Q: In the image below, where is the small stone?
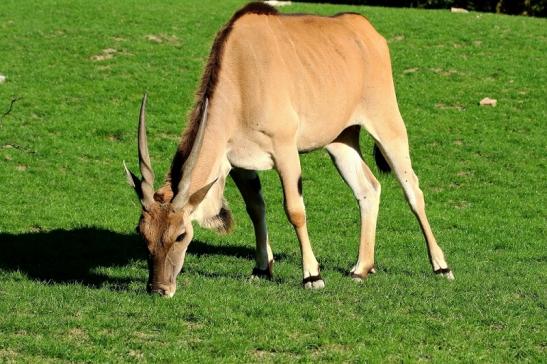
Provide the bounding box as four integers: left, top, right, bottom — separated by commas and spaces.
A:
0, 74, 6, 83
479, 97, 497, 107
264, 1, 292, 6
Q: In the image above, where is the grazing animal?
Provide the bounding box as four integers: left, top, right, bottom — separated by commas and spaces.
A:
125, 2, 453, 297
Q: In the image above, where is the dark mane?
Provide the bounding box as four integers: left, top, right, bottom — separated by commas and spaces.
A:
168, 2, 278, 191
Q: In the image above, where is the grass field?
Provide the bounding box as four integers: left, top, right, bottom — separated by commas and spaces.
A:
0, 0, 545, 362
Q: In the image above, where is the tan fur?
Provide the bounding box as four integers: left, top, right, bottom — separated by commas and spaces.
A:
127, 2, 453, 296
286, 210, 306, 228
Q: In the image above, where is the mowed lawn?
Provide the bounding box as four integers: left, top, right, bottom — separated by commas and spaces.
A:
0, 0, 545, 362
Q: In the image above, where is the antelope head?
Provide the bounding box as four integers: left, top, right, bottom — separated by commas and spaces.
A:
124, 94, 215, 297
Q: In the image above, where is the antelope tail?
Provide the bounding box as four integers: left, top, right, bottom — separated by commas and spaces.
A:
373, 143, 391, 173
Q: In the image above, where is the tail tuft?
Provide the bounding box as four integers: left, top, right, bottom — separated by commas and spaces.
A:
373, 144, 391, 173
199, 199, 234, 235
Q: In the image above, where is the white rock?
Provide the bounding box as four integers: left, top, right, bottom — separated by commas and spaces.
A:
0, 74, 6, 84
479, 97, 497, 107
451, 7, 469, 13
264, 1, 292, 6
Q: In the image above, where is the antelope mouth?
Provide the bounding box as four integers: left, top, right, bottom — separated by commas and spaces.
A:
147, 284, 176, 298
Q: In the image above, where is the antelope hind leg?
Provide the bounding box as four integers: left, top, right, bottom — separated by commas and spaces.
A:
372, 117, 454, 280
326, 126, 381, 281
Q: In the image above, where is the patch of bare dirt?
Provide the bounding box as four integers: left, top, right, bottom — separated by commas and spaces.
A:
431, 68, 460, 77
403, 67, 419, 74
145, 34, 179, 45
91, 48, 117, 61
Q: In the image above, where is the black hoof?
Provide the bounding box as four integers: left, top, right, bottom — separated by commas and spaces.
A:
434, 267, 455, 280
434, 267, 452, 275
251, 267, 272, 280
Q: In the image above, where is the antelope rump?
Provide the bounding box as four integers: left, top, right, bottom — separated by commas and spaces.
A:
124, 2, 453, 297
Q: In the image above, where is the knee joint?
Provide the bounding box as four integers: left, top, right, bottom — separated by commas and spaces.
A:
287, 208, 306, 228
356, 181, 381, 203
407, 188, 425, 215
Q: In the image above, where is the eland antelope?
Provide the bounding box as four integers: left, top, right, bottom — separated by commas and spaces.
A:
125, 2, 453, 297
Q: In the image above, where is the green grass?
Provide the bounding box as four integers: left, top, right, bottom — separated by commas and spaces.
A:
0, 0, 545, 362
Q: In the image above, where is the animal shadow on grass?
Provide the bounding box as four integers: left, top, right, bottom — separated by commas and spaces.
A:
0, 228, 267, 290
186, 240, 288, 283
0, 228, 145, 290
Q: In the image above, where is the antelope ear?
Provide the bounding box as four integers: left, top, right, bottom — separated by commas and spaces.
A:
187, 178, 218, 213
123, 161, 139, 188
123, 161, 145, 203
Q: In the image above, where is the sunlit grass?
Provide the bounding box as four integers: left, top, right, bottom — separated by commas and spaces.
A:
0, 1, 545, 361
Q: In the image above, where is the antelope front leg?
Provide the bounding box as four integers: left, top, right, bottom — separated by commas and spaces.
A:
274, 146, 324, 289
231, 168, 274, 279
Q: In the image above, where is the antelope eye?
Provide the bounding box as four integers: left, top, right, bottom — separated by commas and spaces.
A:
176, 233, 186, 242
